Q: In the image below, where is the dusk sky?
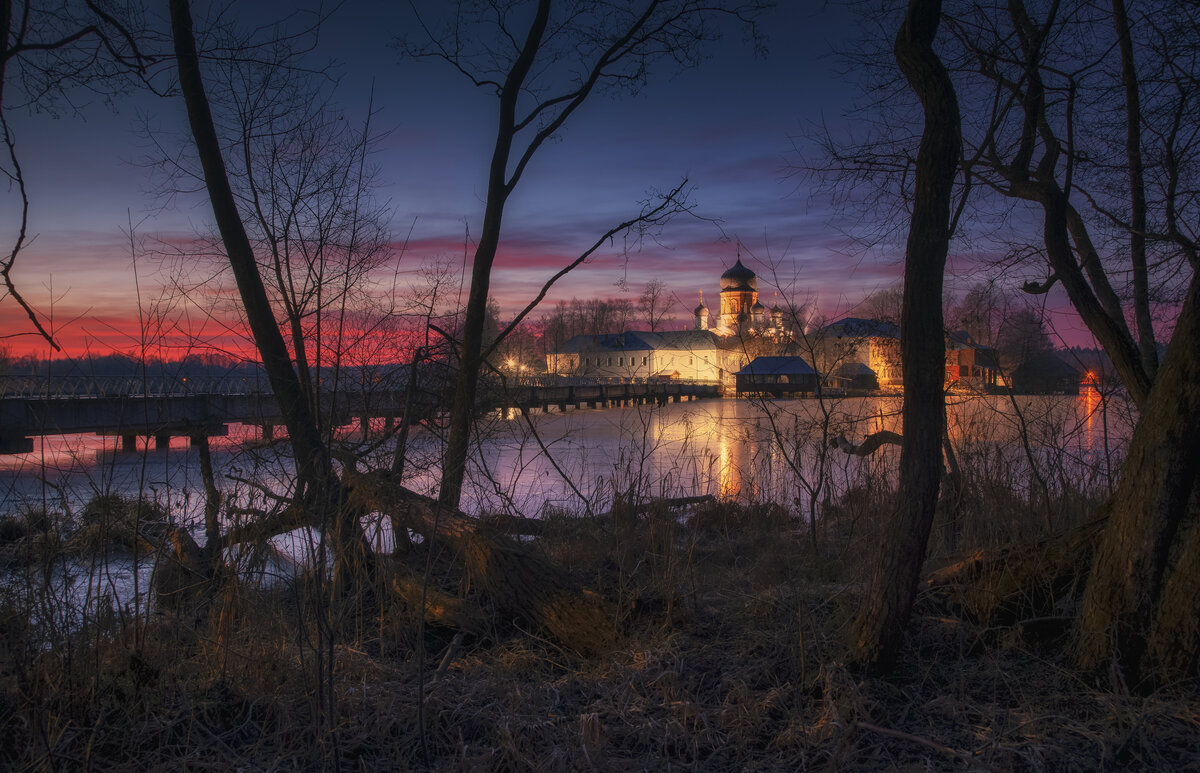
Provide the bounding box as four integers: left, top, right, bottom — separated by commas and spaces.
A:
0, 1, 1090, 358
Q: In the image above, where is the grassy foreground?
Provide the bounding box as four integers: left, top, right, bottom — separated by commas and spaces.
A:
1, 496, 1198, 771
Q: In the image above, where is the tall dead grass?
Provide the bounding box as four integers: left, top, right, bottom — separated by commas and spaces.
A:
2, 413, 1196, 770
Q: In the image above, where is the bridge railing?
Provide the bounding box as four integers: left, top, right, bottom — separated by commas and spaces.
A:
1, 373, 722, 400
0, 375, 274, 399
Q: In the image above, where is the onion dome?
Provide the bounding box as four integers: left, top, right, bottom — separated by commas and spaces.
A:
693, 302, 708, 316
720, 258, 757, 292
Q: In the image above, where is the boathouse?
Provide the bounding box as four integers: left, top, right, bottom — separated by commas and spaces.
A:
733, 356, 819, 397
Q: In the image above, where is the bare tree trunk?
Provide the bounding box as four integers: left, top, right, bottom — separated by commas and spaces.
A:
171, 0, 327, 493
193, 433, 222, 571
848, 0, 960, 673
1112, 0, 1158, 380
437, 2, 551, 513
1076, 274, 1200, 680
1145, 487, 1200, 680
170, 0, 370, 588
344, 465, 614, 655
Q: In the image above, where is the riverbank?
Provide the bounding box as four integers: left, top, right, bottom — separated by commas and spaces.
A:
3, 488, 1197, 770
3, 392, 1176, 769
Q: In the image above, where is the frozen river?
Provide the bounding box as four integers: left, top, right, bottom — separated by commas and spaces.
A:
1, 389, 1132, 526
0, 389, 1133, 619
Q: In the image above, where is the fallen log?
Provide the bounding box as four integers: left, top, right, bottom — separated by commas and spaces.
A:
923, 517, 1106, 626
153, 527, 214, 613
831, 431, 903, 456
482, 495, 717, 538
392, 570, 488, 636
342, 466, 615, 656
636, 494, 716, 511
480, 512, 547, 537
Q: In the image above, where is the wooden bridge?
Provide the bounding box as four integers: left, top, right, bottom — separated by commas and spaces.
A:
0, 376, 721, 454
486, 381, 720, 413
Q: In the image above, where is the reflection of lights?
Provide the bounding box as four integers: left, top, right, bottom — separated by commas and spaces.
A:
688, 404, 739, 499
718, 430, 737, 499
1082, 383, 1099, 452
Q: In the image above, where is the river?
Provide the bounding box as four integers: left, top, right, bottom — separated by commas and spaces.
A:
1, 389, 1133, 526
0, 390, 1133, 620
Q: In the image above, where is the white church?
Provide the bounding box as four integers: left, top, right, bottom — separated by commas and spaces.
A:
545, 254, 794, 385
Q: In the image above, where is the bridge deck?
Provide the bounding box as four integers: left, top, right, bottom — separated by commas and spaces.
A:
0, 380, 721, 454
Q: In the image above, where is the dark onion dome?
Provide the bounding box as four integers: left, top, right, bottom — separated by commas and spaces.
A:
693, 302, 708, 315
751, 300, 766, 312
720, 258, 757, 291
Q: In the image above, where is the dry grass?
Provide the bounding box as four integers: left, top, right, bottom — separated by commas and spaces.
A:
2, 494, 1198, 771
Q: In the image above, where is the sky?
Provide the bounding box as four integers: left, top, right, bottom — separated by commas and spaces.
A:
0, 1, 1091, 359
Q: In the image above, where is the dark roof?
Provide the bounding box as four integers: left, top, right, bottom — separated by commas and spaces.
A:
946, 329, 998, 350
823, 317, 901, 339
720, 258, 757, 292
655, 330, 720, 350
556, 330, 719, 354
734, 356, 816, 376
837, 362, 876, 377
1013, 352, 1082, 379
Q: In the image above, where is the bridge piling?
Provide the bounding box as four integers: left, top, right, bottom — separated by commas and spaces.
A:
1, 379, 721, 456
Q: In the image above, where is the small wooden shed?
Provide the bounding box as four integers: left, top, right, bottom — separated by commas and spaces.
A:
734, 356, 819, 397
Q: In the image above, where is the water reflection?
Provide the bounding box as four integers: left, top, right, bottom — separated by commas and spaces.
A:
1, 393, 1135, 524
1082, 383, 1099, 452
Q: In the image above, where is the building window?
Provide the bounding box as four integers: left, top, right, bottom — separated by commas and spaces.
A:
642, 356, 648, 366
607, 357, 613, 366
960, 365, 969, 377
689, 356, 694, 365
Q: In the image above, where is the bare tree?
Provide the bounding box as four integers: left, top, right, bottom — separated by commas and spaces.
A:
169, 0, 369, 596
0, 0, 146, 350
847, 0, 961, 674
640, 278, 672, 331
949, 280, 1007, 347
815, 0, 1200, 682
858, 282, 904, 324
169, 0, 641, 656
945, 0, 1200, 682
400, 0, 769, 513
995, 306, 1052, 371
